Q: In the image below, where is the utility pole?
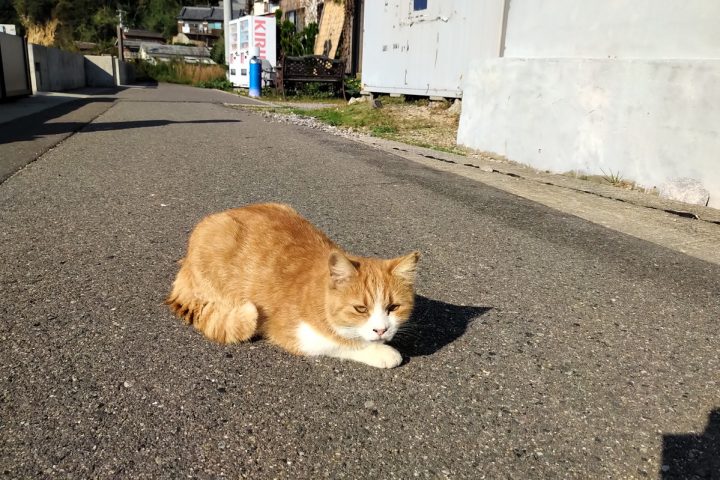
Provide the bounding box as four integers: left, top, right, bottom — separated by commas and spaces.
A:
223, 0, 231, 66
117, 8, 126, 61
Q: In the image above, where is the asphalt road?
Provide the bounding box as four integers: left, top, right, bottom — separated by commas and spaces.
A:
1, 84, 718, 479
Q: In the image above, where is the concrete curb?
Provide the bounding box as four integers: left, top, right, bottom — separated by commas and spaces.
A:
359, 137, 720, 225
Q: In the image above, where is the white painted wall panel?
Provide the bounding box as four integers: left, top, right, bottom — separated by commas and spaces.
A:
457, 58, 720, 208
504, 0, 720, 59
361, 0, 503, 98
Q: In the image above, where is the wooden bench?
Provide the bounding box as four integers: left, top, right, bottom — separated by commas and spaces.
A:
277, 55, 346, 99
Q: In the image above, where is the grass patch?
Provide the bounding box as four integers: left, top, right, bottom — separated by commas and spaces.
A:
287, 95, 462, 154
290, 103, 399, 131
371, 124, 398, 135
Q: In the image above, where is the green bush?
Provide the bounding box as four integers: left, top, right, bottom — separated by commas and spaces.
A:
345, 76, 361, 97
292, 82, 337, 98
197, 78, 233, 90
211, 37, 225, 65
275, 9, 318, 58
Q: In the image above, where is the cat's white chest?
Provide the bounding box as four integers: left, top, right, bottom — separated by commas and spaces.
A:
296, 322, 343, 356
295, 321, 402, 369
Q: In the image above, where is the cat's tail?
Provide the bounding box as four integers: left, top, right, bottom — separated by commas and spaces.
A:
166, 265, 258, 344
193, 301, 259, 344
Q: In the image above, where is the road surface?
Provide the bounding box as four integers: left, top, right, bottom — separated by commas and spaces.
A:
1, 84, 718, 479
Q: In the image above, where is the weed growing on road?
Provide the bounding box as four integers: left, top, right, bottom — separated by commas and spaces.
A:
600, 168, 624, 186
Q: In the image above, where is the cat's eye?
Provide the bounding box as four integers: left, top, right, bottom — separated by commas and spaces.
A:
387, 304, 400, 312
354, 305, 368, 313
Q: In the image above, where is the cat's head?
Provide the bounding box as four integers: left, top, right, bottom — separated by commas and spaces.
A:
325, 250, 420, 343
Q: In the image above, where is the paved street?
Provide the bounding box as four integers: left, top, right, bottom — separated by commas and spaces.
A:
1, 84, 718, 479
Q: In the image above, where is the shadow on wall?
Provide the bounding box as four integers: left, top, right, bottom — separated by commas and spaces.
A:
85, 60, 115, 87
390, 295, 490, 358
662, 408, 720, 479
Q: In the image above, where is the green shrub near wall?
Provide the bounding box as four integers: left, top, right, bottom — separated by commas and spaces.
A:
132, 60, 230, 89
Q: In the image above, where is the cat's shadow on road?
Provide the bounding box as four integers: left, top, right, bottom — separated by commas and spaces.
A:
390, 295, 491, 358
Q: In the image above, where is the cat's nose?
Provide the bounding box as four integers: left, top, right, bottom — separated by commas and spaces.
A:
373, 328, 387, 336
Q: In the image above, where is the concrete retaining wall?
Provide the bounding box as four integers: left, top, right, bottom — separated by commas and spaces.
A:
84, 55, 117, 87
24, 47, 134, 91
27, 44, 85, 92
457, 58, 720, 208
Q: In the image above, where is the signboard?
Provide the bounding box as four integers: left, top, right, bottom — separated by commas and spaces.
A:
0, 24, 17, 35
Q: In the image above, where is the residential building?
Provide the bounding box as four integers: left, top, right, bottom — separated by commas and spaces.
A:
122, 28, 165, 60
176, 6, 240, 46
279, 0, 316, 31
252, 1, 281, 16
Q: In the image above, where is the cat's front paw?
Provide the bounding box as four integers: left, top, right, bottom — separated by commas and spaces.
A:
360, 343, 403, 369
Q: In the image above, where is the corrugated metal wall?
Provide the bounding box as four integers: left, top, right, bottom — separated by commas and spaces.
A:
361, 0, 504, 98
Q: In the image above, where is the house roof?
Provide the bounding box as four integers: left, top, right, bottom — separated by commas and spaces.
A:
124, 28, 165, 40
74, 41, 98, 51
140, 43, 211, 58
123, 39, 157, 50
177, 6, 234, 22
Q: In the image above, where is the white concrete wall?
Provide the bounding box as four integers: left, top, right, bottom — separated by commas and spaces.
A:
27, 44, 85, 92
458, 0, 720, 207
361, 0, 503, 98
457, 58, 720, 208
503, 0, 720, 59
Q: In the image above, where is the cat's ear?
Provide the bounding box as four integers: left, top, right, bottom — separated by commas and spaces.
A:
329, 251, 358, 287
391, 251, 420, 283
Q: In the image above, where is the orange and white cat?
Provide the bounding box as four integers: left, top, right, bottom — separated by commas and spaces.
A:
167, 203, 419, 368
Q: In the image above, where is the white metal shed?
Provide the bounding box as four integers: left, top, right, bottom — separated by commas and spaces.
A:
361, 0, 504, 98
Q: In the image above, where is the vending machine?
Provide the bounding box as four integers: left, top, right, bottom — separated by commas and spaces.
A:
227, 15, 277, 88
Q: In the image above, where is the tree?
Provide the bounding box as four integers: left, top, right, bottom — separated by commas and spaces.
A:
54, 0, 116, 47
12, 0, 54, 24
0, 0, 22, 32
139, 0, 181, 38
3, 0, 219, 48
211, 34, 224, 64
